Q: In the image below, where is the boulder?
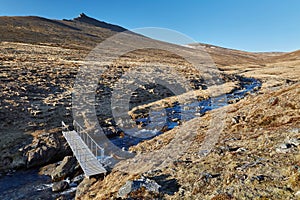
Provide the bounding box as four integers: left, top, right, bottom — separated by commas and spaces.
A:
71, 174, 85, 185
39, 163, 57, 176
52, 180, 69, 192
276, 138, 300, 154
117, 176, 161, 198
76, 177, 97, 198
51, 156, 77, 182
23, 132, 72, 168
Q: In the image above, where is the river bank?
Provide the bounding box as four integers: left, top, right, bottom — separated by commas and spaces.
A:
79, 81, 299, 200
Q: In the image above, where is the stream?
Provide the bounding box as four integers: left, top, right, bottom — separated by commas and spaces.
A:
110, 77, 261, 149
0, 77, 261, 200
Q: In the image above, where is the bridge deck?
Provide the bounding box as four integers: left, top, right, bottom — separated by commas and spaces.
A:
62, 130, 107, 177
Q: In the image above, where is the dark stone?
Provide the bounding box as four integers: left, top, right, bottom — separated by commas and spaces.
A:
52, 180, 69, 192
251, 175, 266, 182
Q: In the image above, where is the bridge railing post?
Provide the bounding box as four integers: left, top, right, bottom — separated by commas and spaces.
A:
96, 145, 98, 158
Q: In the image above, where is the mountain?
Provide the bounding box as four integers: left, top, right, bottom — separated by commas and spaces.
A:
0, 13, 298, 65
0, 13, 128, 50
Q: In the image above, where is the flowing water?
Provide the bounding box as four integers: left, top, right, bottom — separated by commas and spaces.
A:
0, 169, 53, 200
111, 77, 261, 149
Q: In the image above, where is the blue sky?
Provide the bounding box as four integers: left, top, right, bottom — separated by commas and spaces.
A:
0, 0, 299, 52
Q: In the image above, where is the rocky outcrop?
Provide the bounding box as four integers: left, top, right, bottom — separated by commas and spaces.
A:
51, 156, 77, 182
22, 131, 72, 168
73, 13, 127, 32
38, 156, 84, 198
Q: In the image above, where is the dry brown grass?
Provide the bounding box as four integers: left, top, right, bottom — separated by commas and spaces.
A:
81, 83, 299, 200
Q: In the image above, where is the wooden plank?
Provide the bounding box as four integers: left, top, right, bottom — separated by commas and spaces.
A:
63, 130, 107, 177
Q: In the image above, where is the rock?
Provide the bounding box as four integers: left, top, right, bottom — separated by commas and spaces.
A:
251, 175, 266, 182
276, 138, 299, 153
287, 138, 300, 147
71, 174, 85, 185
253, 86, 260, 91
143, 169, 162, 176
200, 172, 221, 182
51, 156, 77, 182
231, 117, 239, 124
178, 187, 186, 196
227, 99, 237, 104
268, 97, 279, 106
39, 163, 57, 176
231, 115, 246, 124
117, 176, 161, 198
23, 132, 72, 168
55, 188, 77, 200
290, 128, 300, 134
280, 143, 292, 149
104, 118, 114, 126
52, 180, 69, 192
76, 177, 97, 198
170, 117, 180, 122
118, 180, 134, 198
236, 147, 247, 153
55, 196, 67, 200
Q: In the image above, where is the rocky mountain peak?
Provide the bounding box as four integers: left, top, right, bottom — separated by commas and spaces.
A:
79, 13, 87, 17
73, 12, 93, 21
73, 13, 127, 32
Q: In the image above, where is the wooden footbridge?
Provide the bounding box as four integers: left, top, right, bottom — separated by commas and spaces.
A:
62, 121, 107, 177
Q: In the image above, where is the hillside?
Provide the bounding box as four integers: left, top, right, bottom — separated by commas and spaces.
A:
189, 43, 293, 67
272, 49, 300, 62
0, 13, 126, 50
0, 13, 298, 65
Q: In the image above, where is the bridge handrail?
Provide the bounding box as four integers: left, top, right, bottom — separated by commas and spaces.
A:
61, 120, 105, 159
72, 120, 105, 159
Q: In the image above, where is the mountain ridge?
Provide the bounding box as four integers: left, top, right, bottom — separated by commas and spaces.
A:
0, 13, 299, 64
